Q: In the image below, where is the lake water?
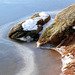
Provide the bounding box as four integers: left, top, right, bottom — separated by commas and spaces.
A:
0, 0, 75, 75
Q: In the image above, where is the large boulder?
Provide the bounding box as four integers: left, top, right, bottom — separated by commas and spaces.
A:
37, 4, 75, 47
8, 12, 51, 41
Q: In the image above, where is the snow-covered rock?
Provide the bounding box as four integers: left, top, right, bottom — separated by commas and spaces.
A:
8, 12, 51, 41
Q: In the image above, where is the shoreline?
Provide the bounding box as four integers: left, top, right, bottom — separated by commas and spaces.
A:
0, 20, 61, 75
50, 35, 75, 75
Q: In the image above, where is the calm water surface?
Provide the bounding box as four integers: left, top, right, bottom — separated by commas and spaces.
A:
0, 0, 75, 75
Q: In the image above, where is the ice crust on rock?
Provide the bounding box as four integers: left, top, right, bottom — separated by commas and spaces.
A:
17, 36, 33, 42
22, 19, 38, 31
62, 55, 74, 71
22, 12, 50, 31
39, 12, 50, 20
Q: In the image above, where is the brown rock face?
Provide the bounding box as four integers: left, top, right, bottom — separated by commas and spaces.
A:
57, 33, 75, 48
55, 4, 75, 25
37, 4, 75, 47
59, 36, 75, 75
8, 12, 51, 40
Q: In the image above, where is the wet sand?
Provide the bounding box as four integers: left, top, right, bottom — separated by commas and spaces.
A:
0, 21, 62, 75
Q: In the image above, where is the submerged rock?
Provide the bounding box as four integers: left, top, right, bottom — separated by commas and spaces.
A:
8, 12, 51, 41
37, 4, 75, 47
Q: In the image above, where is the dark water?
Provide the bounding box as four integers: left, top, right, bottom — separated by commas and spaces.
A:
0, 0, 75, 75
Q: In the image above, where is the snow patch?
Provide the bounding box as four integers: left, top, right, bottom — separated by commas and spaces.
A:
17, 36, 33, 42
22, 12, 50, 31
39, 12, 50, 20
37, 42, 40, 47
55, 46, 66, 55
62, 55, 74, 71
67, 53, 73, 58
22, 19, 38, 31
72, 26, 75, 29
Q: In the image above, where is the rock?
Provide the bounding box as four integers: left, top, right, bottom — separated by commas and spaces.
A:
8, 12, 51, 41
37, 4, 75, 75
55, 4, 75, 26
57, 33, 75, 48
37, 4, 75, 47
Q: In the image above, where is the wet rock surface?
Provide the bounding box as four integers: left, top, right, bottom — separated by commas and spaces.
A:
8, 12, 51, 41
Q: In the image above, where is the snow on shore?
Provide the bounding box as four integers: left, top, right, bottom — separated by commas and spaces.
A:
55, 46, 75, 74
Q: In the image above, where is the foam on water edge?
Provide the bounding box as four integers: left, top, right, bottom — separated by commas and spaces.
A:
54, 46, 75, 74
15, 44, 37, 75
